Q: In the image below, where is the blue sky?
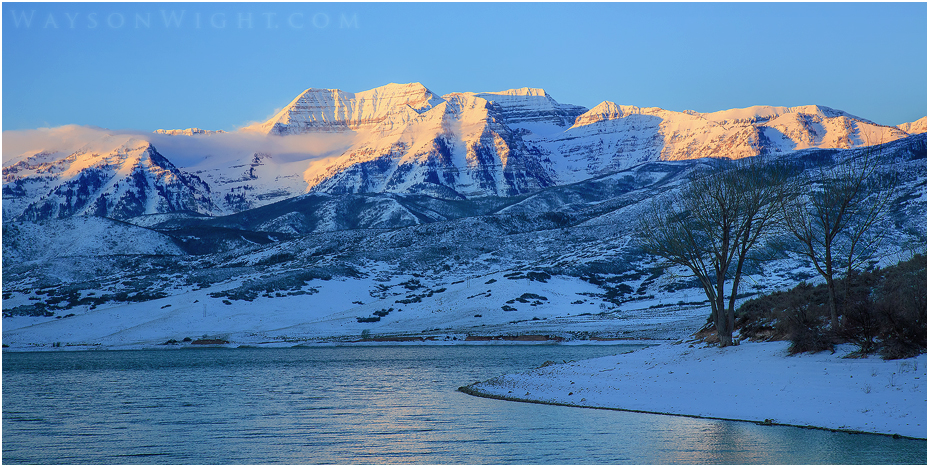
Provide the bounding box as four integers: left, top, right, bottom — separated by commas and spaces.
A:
3, 2, 927, 131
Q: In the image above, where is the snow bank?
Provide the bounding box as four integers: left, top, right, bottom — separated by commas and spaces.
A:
461, 341, 927, 439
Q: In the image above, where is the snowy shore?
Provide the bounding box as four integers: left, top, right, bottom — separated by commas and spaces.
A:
460, 340, 927, 439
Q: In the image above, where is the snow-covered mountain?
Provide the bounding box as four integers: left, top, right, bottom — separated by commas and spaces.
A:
898, 116, 927, 135
3, 82, 924, 222
3, 135, 216, 221
533, 103, 916, 182
3, 135, 925, 349
244, 82, 446, 135
466, 87, 588, 133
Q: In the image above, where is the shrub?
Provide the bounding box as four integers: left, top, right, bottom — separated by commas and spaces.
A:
603, 284, 634, 305
838, 271, 882, 355
875, 254, 927, 359
736, 254, 927, 358
517, 293, 548, 302
526, 271, 551, 283
785, 298, 834, 355
737, 281, 833, 354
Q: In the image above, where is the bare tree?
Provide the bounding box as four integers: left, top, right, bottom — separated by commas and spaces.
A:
780, 146, 894, 332
637, 158, 791, 346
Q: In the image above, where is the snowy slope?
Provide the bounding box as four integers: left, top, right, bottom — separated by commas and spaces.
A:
227, 83, 921, 199
302, 91, 555, 198
0, 261, 708, 350
898, 116, 928, 135
2, 216, 184, 264
3, 128, 358, 219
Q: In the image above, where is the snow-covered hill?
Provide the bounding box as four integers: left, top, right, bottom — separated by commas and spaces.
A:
3, 216, 184, 264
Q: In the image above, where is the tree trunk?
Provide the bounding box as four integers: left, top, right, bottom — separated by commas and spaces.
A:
716, 321, 733, 347
715, 276, 733, 347
727, 256, 746, 346
714, 310, 732, 346
824, 250, 839, 332
727, 307, 736, 344
826, 275, 839, 332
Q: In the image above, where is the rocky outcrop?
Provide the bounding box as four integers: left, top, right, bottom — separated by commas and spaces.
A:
467, 87, 587, 130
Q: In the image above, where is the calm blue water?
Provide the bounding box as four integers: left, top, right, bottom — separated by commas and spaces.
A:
3, 345, 926, 464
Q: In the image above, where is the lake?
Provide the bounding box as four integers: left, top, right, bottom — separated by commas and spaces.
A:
3, 345, 925, 464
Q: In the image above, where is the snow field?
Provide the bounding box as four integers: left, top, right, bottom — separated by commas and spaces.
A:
464, 340, 927, 439
2, 271, 709, 349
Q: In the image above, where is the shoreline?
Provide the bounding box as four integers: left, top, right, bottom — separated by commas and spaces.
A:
0, 336, 664, 352
458, 340, 927, 440
457, 384, 924, 441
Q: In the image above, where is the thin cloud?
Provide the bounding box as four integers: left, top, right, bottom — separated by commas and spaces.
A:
3, 125, 357, 169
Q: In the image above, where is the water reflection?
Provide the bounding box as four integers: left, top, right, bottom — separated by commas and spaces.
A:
3, 346, 926, 464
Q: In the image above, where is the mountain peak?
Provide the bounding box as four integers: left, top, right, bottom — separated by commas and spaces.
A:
373, 81, 431, 92
786, 104, 868, 122
897, 116, 927, 135
571, 101, 626, 127
568, 102, 671, 128
700, 104, 865, 125
480, 87, 549, 98
250, 83, 445, 135
290, 82, 434, 99
463, 88, 586, 131
355, 82, 444, 113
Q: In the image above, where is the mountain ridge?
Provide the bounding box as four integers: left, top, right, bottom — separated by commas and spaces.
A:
3, 82, 925, 222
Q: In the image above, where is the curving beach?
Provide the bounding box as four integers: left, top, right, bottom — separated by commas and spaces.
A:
460, 340, 927, 439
